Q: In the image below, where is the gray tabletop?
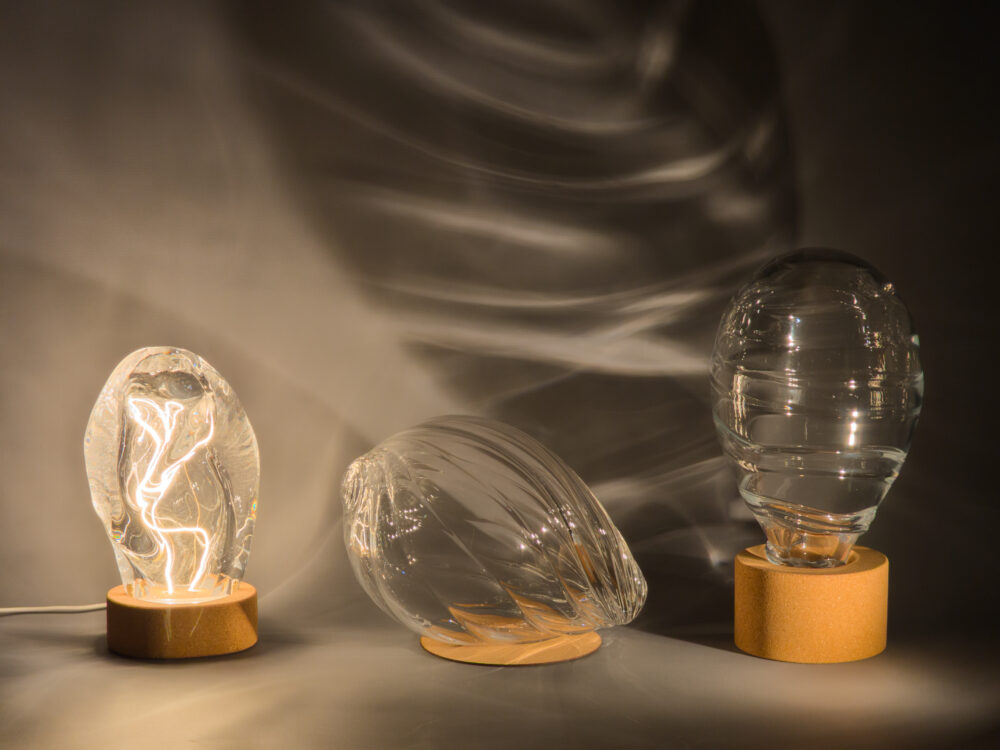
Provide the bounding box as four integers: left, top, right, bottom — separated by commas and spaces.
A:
2, 605, 997, 749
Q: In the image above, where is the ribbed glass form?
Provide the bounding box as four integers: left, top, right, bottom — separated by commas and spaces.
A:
342, 416, 647, 644
711, 250, 923, 566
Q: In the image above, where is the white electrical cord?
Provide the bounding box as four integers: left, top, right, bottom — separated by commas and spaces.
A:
0, 603, 107, 617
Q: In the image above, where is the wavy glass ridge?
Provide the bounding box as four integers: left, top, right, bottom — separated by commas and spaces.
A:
342, 416, 646, 644
711, 250, 923, 566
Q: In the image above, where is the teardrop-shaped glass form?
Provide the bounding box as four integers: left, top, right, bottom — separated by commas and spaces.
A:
711, 249, 923, 567
342, 416, 647, 645
85, 347, 259, 603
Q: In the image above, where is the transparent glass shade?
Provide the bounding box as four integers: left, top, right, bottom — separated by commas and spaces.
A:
342, 416, 647, 645
85, 347, 260, 603
711, 249, 923, 567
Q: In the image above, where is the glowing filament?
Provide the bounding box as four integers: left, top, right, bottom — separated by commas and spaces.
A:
127, 396, 215, 595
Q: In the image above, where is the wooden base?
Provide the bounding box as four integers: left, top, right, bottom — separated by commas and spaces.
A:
419, 631, 602, 665
734, 545, 888, 663
106, 583, 258, 659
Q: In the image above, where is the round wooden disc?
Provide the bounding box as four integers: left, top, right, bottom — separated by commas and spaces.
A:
419, 631, 602, 665
735, 545, 888, 663
106, 583, 258, 659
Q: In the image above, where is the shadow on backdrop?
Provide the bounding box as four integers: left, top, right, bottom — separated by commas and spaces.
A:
230, 0, 796, 638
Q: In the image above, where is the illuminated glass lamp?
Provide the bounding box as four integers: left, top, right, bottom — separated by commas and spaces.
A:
85, 347, 260, 659
711, 250, 923, 662
342, 416, 647, 665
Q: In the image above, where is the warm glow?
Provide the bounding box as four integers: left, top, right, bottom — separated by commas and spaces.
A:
126, 396, 215, 596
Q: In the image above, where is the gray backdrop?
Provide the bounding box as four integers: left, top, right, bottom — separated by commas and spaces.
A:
1, 1, 997, 748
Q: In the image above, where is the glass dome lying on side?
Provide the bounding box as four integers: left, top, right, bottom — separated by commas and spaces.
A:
342, 416, 647, 645
711, 249, 923, 567
85, 347, 260, 603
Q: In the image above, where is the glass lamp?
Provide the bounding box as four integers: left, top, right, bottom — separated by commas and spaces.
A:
85, 347, 260, 658
711, 249, 923, 661
342, 416, 647, 665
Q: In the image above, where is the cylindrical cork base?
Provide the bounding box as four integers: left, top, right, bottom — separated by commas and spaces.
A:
106, 583, 258, 659
420, 631, 602, 665
734, 545, 888, 663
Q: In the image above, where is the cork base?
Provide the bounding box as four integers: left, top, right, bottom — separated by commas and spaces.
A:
420, 631, 602, 665
734, 545, 888, 663
106, 584, 258, 659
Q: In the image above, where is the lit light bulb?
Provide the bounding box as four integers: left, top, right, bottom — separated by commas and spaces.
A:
711, 249, 923, 567
85, 347, 260, 605
342, 416, 646, 664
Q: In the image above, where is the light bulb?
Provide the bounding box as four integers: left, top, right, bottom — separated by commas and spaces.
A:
711, 249, 923, 567
342, 416, 646, 663
85, 347, 260, 603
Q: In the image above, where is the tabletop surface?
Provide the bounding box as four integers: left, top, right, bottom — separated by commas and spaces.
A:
2, 604, 998, 750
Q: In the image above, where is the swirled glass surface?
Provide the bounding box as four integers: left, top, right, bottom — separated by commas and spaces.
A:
85, 347, 260, 602
342, 416, 647, 644
711, 250, 923, 566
